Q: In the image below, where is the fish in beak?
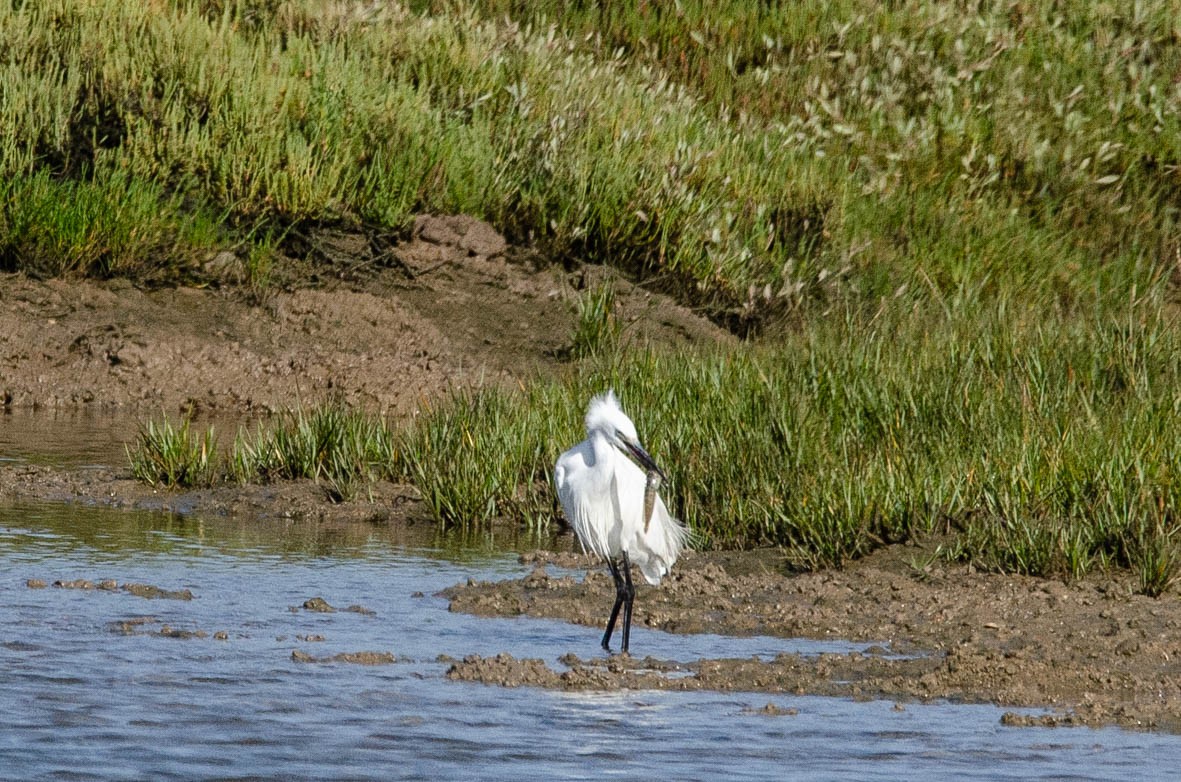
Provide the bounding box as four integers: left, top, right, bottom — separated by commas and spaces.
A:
617, 434, 668, 533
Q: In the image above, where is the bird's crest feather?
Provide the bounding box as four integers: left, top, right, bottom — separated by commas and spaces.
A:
584, 389, 627, 436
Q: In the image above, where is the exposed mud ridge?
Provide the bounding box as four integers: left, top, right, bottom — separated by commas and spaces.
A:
290, 650, 397, 665
0, 462, 423, 527
108, 616, 229, 640
444, 548, 1181, 732
299, 596, 376, 615
0, 216, 732, 413
29, 576, 193, 600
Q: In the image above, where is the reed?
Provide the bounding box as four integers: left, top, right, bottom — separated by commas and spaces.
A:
127, 418, 218, 489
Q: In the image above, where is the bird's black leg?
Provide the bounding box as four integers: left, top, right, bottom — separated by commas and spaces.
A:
620, 551, 636, 655
601, 558, 626, 652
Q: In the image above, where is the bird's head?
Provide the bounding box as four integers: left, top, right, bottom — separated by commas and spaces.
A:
585, 390, 668, 482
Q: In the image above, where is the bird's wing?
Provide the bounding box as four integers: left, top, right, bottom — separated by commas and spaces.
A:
555, 446, 613, 561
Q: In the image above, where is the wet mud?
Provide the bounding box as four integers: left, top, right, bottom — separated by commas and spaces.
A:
30, 576, 193, 600
290, 650, 398, 665
108, 616, 229, 640
444, 548, 1181, 732
299, 597, 377, 616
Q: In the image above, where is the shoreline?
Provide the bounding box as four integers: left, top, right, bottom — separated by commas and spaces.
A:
4, 462, 1180, 733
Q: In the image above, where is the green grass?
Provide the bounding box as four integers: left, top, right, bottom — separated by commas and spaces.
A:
0, 167, 221, 277
399, 293, 1181, 594
130, 403, 396, 500
569, 281, 619, 359
127, 418, 218, 488
228, 404, 397, 501
1, 0, 1176, 321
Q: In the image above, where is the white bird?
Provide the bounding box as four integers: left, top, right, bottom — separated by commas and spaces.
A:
554, 390, 689, 654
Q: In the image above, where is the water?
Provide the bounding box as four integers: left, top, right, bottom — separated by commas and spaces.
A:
0, 408, 138, 468
0, 407, 244, 470
1, 501, 1177, 781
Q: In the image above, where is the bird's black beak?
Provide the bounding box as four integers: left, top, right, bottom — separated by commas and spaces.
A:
618, 434, 669, 483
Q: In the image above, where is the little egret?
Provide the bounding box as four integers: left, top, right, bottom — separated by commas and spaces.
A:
554, 390, 689, 655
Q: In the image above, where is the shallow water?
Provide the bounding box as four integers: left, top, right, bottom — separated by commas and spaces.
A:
1, 501, 1178, 781
0, 408, 136, 468
0, 408, 248, 470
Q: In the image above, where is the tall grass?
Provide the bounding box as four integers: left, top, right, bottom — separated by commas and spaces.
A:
229, 404, 396, 500
127, 418, 218, 488
569, 282, 619, 359
394, 290, 1181, 594
131, 403, 395, 500
0, 167, 221, 277
2, 0, 1177, 321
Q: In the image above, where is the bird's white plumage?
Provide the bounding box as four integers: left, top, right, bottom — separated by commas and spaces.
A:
554, 390, 688, 585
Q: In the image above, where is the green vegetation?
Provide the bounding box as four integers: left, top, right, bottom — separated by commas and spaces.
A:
228, 404, 396, 501
400, 293, 1181, 597
128, 418, 218, 488
570, 282, 620, 359
129, 286, 1181, 595
130, 402, 398, 500
2, 0, 1176, 318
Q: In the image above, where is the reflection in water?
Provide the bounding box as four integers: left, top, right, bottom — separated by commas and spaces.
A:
0, 407, 250, 469
0, 407, 138, 468
0, 500, 555, 564
1, 501, 1180, 780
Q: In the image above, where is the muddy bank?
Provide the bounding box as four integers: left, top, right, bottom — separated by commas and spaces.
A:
0, 216, 731, 413
0, 462, 418, 526
444, 547, 1181, 732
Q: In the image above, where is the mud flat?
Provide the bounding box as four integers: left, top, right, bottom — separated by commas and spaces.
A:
444, 548, 1181, 732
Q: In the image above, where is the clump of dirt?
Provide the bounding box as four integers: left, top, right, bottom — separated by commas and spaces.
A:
444, 548, 1181, 732
298, 597, 374, 615
157, 625, 208, 639
743, 703, 799, 716
122, 583, 194, 600
444, 653, 560, 687
302, 597, 336, 613
108, 616, 227, 640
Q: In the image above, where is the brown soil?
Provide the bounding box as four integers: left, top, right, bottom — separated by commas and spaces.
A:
445, 547, 1181, 731
0, 216, 728, 413
2, 215, 1178, 732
